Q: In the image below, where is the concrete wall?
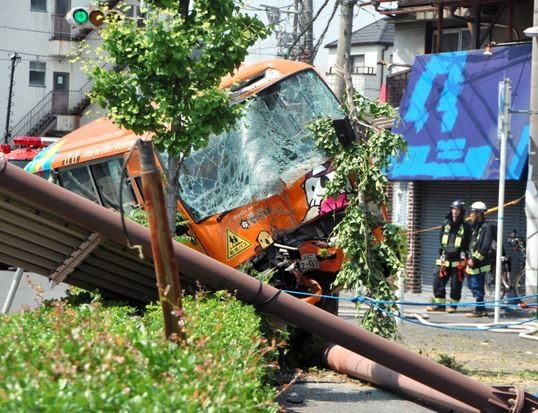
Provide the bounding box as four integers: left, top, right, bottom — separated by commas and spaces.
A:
393, 24, 424, 68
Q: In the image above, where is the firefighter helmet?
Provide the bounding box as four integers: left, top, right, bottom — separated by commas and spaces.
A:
470, 201, 487, 213
450, 199, 465, 212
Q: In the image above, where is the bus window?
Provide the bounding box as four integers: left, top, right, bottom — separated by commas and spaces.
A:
178, 70, 343, 222
8, 160, 30, 169
59, 166, 100, 203
132, 176, 145, 202
91, 159, 137, 212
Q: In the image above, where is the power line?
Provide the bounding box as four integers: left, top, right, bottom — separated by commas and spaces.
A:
284, 0, 331, 60
0, 47, 99, 62
0, 25, 59, 35
311, 0, 340, 61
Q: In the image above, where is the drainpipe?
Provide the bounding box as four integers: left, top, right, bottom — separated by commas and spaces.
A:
379, 45, 389, 90
0, 160, 537, 412
436, 4, 443, 53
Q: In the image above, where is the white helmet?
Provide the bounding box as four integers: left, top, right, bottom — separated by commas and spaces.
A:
470, 201, 487, 212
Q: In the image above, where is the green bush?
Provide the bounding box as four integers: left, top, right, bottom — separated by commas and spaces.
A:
0, 291, 279, 412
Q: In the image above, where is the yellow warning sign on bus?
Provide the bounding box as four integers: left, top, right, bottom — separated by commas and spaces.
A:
226, 228, 252, 260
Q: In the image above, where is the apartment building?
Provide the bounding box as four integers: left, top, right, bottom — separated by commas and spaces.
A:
0, 0, 141, 142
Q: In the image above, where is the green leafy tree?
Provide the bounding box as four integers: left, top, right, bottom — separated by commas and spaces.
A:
308, 93, 407, 339
81, 0, 269, 231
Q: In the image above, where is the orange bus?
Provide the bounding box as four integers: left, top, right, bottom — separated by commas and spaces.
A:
26, 60, 356, 311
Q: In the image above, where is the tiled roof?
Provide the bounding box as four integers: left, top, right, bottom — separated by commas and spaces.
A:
325, 19, 394, 48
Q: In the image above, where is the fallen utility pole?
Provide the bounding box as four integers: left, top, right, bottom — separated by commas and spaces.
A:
324, 344, 479, 413
0, 159, 537, 412
138, 140, 185, 343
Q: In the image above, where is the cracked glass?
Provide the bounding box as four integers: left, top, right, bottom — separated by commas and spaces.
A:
177, 70, 344, 222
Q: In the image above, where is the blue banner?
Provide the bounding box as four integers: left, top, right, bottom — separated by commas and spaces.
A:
389, 44, 531, 180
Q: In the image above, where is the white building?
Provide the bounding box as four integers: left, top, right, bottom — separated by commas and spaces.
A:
0, 0, 140, 142
324, 19, 394, 100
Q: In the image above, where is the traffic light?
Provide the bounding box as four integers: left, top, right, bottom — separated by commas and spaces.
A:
65, 7, 105, 29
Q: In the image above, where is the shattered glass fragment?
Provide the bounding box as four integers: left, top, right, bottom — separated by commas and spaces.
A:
178, 70, 344, 222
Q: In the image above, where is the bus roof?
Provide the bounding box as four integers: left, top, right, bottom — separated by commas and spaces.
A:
220, 59, 311, 90
26, 59, 313, 174
25, 118, 151, 174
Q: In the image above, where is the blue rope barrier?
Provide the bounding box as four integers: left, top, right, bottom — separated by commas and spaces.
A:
282, 289, 538, 331
363, 300, 538, 332
282, 289, 538, 308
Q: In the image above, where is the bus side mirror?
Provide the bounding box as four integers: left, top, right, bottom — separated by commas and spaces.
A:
332, 117, 356, 148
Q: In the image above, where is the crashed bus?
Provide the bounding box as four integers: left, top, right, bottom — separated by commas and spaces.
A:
25, 59, 375, 311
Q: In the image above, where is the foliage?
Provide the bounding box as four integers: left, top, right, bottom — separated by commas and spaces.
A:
308, 93, 407, 339
79, 0, 269, 230
83, 0, 268, 156
0, 292, 279, 412
436, 353, 467, 374
128, 205, 194, 244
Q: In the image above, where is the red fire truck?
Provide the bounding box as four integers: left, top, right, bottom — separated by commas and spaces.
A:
0, 136, 58, 169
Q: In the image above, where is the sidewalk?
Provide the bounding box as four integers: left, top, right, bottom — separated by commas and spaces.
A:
278, 290, 538, 412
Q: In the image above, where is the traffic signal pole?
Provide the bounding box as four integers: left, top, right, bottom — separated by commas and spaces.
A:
525, 0, 538, 298
3, 52, 21, 148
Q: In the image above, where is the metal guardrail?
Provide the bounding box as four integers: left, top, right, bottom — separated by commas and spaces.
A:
50, 14, 89, 41
68, 81, 93, 114
326, 66, 377, 76
10, 80, 93, 140
10, 91, 54, 139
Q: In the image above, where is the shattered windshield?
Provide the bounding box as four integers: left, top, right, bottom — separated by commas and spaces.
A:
178, 70, 344, 222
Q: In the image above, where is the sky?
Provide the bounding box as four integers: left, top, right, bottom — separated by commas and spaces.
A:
240, 1, 384, 72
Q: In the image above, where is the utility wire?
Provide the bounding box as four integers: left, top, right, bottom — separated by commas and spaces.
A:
0, 25, 59, 35
284, 0, 331, 60
311, 0, 340, 62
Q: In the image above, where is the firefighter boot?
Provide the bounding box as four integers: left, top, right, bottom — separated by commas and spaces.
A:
426, 305, 445, 312
447, 301, 459, 313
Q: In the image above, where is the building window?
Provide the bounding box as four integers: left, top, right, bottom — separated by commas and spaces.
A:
351, 54, 365, 69
29, 61, 46, 87
432, 28, 487, 52
31, 0, 47, 12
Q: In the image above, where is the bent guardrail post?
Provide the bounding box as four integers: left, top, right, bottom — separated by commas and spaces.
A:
1, 267, 24, 314
0, 157, 536, 412
137, 140, 185, 343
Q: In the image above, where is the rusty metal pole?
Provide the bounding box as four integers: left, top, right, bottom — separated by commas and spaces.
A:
137, 140, 185, 343
324, 344, 479, 413
436, 5, 443, 53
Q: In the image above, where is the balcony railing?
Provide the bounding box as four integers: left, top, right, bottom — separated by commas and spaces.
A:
327, 66, 376, 76
50, 1, 123, 42
10, 80, 93, 140
386, 68, 411, 108
50, 14, 90, 41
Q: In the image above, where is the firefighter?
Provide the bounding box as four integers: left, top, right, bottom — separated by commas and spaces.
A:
465, 201, 494, 317
426, 200, 471, 313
